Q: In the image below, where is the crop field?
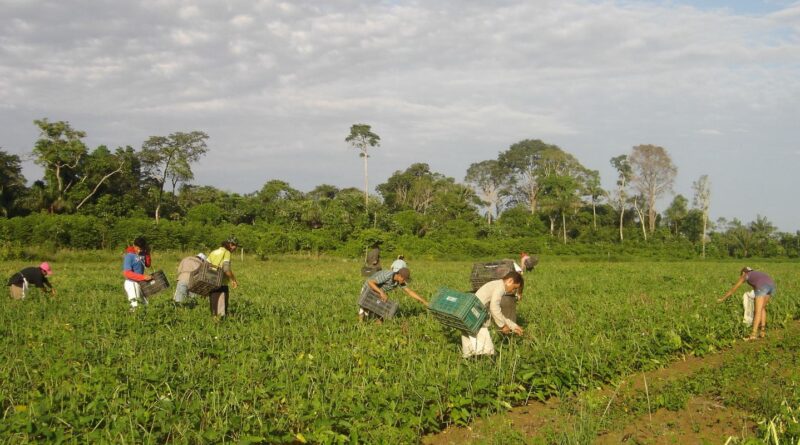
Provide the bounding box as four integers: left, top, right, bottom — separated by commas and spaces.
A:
1, 253, 798, 444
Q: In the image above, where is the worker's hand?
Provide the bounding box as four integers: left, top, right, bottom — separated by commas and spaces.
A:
501, 325, 511, 335
143, 275, 153, 281
379, 292, 388, 302
231, 279, 239, 289
50, 288, 57, 296
717, 295, 727, 303
513, 326, 524, 336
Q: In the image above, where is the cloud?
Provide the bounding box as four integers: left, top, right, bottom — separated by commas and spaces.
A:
0, 0, 798, 230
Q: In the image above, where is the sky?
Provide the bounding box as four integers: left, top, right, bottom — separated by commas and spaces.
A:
1, 0, 798, 231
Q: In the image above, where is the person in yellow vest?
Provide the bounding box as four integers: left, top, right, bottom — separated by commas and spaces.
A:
206, 238, 239, 317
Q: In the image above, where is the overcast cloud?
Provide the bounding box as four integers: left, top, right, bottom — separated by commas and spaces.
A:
1, 0, 798, 231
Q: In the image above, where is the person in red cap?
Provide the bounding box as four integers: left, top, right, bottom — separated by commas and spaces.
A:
6, 262, 56, 299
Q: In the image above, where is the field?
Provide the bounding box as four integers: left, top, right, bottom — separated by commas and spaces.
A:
1, 253, 798, 444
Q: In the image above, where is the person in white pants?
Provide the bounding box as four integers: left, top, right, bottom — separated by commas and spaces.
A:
462, 271, 525, 358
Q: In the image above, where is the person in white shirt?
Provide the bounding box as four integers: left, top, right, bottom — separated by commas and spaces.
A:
462, 271, 524, 358
390, 255, 407, 272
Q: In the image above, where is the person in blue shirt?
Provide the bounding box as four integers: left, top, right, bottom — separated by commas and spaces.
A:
122, 237, 153, 310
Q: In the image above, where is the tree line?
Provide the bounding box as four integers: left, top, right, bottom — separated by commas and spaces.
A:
1, 119, 798, 259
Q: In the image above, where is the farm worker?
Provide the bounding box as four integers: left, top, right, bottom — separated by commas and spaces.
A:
358, 267, 427, 322
390, 254, 407, 272
206, 238, 239, 317
462, 271, 525, 358
122, 237, 153, 310
518, 252, 537, 274
366, 243, 381, 268
499, 252, 538, 324
6, 262, 56, 300
174, 253, 207, 304
718, 267, 776, 340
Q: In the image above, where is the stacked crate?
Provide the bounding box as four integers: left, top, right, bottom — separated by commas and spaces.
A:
469, 260, 515, 292
428, 287, 488, 335
357, 283, 398, 319
140, 270, 170, 297
188, 262, 223, 296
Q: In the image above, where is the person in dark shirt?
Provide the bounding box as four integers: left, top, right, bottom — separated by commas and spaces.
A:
7, 262, 55, 299
718, 267, 776, 340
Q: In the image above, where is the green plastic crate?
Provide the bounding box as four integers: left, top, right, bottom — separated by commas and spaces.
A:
428, 287, 488, 335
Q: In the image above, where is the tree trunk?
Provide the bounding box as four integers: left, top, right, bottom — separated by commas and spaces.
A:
76, 161, 125, 210
363, 154, 369, 212
592, 199, 597, 230
562, 212, 567, 244
701, 213, 707, 258
619, 207, 625, 242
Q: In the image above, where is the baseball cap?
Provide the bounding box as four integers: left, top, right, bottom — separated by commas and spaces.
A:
197, 253, 207, 261
40, 262, 53, 275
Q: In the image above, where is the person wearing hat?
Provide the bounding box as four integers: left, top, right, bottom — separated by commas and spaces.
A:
390, 254, 407, 272
358, 267, 427, 322
6, 262, 56, 299
462, 271, 525, 358
206, 238, 239, 317
122, 237, 153, 310
174, 253, 207, 304
718, 267, 777, 340
498, 252, 538, 325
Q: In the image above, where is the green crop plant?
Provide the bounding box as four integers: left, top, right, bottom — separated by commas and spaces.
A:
1, 254, 798, 443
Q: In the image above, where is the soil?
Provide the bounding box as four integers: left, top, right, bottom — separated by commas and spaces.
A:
594, 396, 754, 445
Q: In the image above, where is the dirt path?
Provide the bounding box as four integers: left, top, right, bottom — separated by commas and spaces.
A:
424, 322, 798, 445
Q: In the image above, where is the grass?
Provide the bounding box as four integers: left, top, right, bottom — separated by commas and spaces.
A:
1, 252, 798, 443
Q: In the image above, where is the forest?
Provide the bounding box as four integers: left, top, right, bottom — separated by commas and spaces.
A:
1, 119, 797, 259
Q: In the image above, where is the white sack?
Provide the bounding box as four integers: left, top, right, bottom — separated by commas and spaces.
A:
742, 290, 755, 325
461, 327, 495, 358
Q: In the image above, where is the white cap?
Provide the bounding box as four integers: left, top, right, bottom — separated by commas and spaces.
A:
197, 253, 207, 261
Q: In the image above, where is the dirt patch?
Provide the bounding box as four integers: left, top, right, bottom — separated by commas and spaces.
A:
423, 399, 561, 445
595, 396, 756, 445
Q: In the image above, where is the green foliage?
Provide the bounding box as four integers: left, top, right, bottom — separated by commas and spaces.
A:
1, 257, 795, 443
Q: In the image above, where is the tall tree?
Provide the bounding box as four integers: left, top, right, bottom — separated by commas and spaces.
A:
664, 194, 689, 236
582, 169, 604, 230
629, 144, 677, 234
140, 131, 209, 223
691, 175, 711, 258
31, 119, 127, 213
72, 146, 127, 210
539, 174, 580, 244
464, 159, 507, 224
631, 194, 648, 241
610, 155, 632, 242
0, 149, 27, 217
498, 139, 583, 214
32, 118, 88, 212
345, 124, 380, 211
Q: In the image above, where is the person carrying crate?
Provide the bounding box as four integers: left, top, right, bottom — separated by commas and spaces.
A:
462, 270, 525, 358
174, 253, 207, 304
500, 252, 538, 324
206, 238, 239, 318
358, 267, 427, 322
122, 237, 153, 310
